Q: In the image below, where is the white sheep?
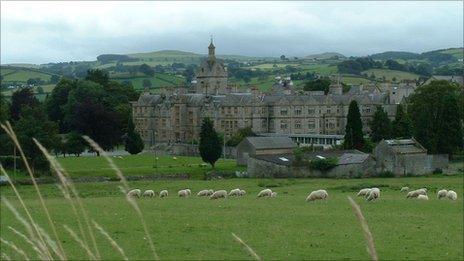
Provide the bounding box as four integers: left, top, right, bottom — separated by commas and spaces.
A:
366, 188, 380, 201
210, 190, 227, 199
240, 190, 246, 196
417, 194, 429, 200
142, 190, 155, 197
305, 190, 328, 202
447, 190, 457, 201
400, 187, 409, 192
407, 189, 427, 198
197, 189, 213, 197
270, 192, 277, 198
437, 189, 448, 199
185, 189, 191, 196
178, 189, 189, 197
357, 188, 372, 197
159, 190, 168, 198
228, 188, 241, 197
257, 189, 273, 197
127, 189, 141, 198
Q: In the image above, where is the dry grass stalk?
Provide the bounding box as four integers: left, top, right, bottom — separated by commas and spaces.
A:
0, 122, 67, 260
92, 220, 129, 261
1, 252, 11, 261
84, 135, 159, 260
231, 233, 262, 261
347, 196, 378, 261
0, 237, 30, 260
62, 225, 97, 260
34, 138, 101, 259
8, 226, 48, 260
0, 165, 53, 259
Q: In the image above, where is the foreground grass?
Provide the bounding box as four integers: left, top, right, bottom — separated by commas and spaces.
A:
1, 177, 462, 260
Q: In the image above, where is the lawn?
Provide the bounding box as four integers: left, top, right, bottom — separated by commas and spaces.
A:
0, 176, 462, 260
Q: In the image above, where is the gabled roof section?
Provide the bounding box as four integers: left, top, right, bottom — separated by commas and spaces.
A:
244, 136, 296, 150
383, 138, 427, 154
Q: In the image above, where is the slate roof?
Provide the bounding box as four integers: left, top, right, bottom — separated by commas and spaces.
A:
384, 139, 427, 154
245, 136, 296, 150
252, 154, 294, 166
338, 153, 371, 165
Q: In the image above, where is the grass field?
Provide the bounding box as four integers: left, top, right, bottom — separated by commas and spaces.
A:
362, 69, 420, 82
0, 175, 462, 260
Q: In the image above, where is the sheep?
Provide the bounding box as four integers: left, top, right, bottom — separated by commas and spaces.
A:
127, 189, 141, 198
437, 189, 448, 199
366, 188, 380, 201
407, 189, 427, 198
240, 190, 246, 196
159, 190, 168, 198
228, 188, 242, 197
142, 190, 155, 197
178, 189, 189, 197
270, 192, 277, 198
257, 189, 273, 197
185, 189, 191, 196
305, 190, 328, 202
447, 190, 457, 201
210, 190, 227, 199
357, 188, 372, 197
417, 194, 429, 200
400, 187, 409, 192
197, 189, 213, 197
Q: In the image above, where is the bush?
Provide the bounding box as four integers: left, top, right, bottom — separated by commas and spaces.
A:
309, 157, 338, 171
378, 171, 395, 178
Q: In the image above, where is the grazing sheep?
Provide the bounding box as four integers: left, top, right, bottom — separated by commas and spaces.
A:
400, 187, 409, 192
437, 189, 448, 199
417, 194, 429, 200
407, 189, 427, 198
366, 188, 380, 201
240, 190, 246, 196
357, 188, 372, 197
185, 189, 191, 196
142, 190, 155, 197
270, 192, 277, 198
447, 190, 457, 201
257, 189, 273, 197
210, 190, 227, 199
127, 189, 141, 198
228, 188, 241, 197
197, 189, 213, 197
305, 190, 328, 202
159, 190, 168, 198
178, 189, 189, 197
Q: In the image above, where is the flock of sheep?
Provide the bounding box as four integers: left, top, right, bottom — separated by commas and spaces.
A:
126, 186, 458, 201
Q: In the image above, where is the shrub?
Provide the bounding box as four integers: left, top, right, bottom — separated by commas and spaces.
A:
378, 171, 395, 178
309, 157, 338, 171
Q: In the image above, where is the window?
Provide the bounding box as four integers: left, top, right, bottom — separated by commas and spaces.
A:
262, 107, 266, 114
308, 120, 316, 129
327, 109, 331, 114
329, 123, 335, 128
295, 121, 301, 129
261, 119, 267, 128
281, 109, 288, 116
308, 109, 315, 114
234, 107, 238, 114
280, 120, 288, 129
295, 109, 302, 116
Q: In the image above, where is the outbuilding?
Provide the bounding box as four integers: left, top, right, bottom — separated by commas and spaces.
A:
236, 136, 296, 165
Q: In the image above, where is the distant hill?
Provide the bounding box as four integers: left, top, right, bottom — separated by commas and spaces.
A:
369, 51, 420, 60
304, 52, 346, 60
369, 48, 463, 61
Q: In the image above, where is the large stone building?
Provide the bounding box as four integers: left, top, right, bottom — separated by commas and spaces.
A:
131, 41, 399, 146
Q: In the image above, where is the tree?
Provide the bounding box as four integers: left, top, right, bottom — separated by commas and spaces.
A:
10, 87, 39, 121
85, 69, 109, 86
139, 64, 155, 77
344, 100, 364, 150
142, 79, 152, 88
226, 126, 256, 146
370, 106, 391, 142
280, 55, 286, 61
124, 116, 144, 154
14, 105, 59, 174
65, 131, 86, 157
50, 75, 61, 84
0, 92, 9, 123
304, 78, 331, 93
409, 80, 463, 155
45, 78, 77, 132
391, 104, 412, 139
198, 118, 222, 168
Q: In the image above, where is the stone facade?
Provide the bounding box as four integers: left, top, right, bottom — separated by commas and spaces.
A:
132, 42, 400, 146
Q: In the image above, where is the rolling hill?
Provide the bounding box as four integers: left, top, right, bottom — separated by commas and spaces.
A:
304, 52, 346, 60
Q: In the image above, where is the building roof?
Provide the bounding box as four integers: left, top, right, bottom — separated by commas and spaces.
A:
251, 154, 295, 166
338, 153, 371, 165
383, 139, 427, 154
244, 136, 296, 150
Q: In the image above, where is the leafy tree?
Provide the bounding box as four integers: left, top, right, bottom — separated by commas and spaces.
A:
280, 55, 286, 60
50, 75, 61, 84
409, 80, 463, 155
226, 126, 256, 146
304, 78, 331, 93
370, 106, 391, 142
10, 87, 39, 121
142, 79, 152, 88
198, 118, 222, 168
85, 69, 109, 86
0, 92, 9, 123
139, 64, 155, 77
14, 105, 59, 174
124, 116, 144, 154
45, 78, 77, 132
343, 100, 364, 150
391, 104, 412, 138
65, 131, 87, 157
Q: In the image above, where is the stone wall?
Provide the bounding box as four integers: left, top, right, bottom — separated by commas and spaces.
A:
428, 154, 449, 172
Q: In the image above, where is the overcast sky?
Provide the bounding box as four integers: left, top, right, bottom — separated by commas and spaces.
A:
1, 1, 463, 64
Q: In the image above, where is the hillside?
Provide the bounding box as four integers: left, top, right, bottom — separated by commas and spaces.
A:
305, 52, 346, 60
1, 66, 58, 83
369, 51, 420, 60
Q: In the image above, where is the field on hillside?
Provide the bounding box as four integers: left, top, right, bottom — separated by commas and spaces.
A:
0, 176, 462, 260
363, 69, 420, 81
112, 73, 186, 89
0, 67, 56, 83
